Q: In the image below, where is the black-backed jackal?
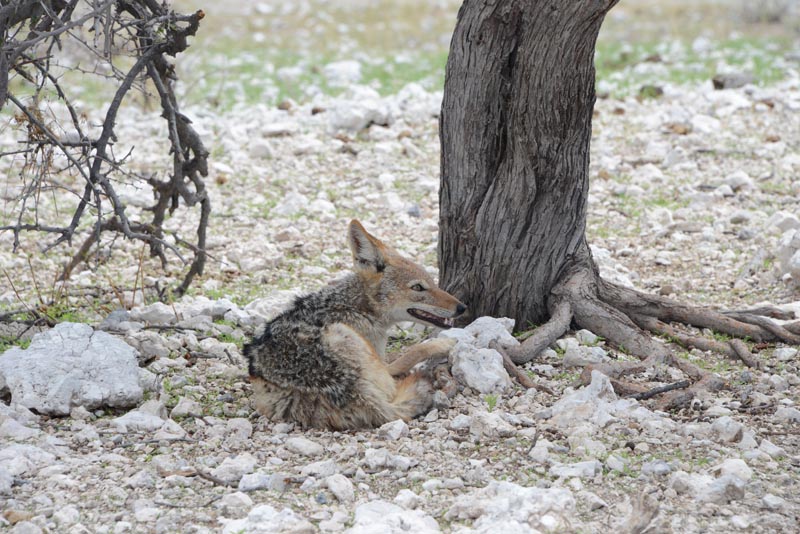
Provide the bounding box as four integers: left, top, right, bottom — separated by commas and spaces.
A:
244, 220, 466, 430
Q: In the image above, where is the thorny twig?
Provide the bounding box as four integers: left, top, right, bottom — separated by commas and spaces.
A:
1, 1, 208, 298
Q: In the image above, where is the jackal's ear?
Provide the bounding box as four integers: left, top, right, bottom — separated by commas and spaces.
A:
348, 220, 386, 273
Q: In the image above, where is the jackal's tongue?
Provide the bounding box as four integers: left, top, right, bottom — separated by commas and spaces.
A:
407, 308, 454, 329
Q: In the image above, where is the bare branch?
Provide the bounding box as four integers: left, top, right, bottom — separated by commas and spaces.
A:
2, 1, 208, 298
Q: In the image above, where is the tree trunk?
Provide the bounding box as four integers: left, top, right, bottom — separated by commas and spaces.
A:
439, 0, 617, 326
437, 0, 800, 410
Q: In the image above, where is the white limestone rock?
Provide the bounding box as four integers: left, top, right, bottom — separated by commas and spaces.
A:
285, 437, 324, 457
124, 330, 170, 363
272, 191, 309, 217
239, 471, 289, 493
711, 416, 744, 443
215, 492, 253, 519
698, 474, 746, 504
773, 347, 798, 361
0, 466, 12, 495
112, 410, 165, 433
152, 419, 187, 440
300, 459, 339, 478
394, 488, 421, 509
0, 418, 41, 441
575, 329, 599, 345
323, 60, 362, 86
0, 323, 143, 416
224, 418, 254, 446
170, 397, 203, 419
0, 444, 56, 477
211, 453, 258, 486
328, 88, 393, 133
129, 302, 176, 325
53, 505, 80, 527
451, 347, 512, 394
221, 504, 315, 534
767, 211, 800, 233
562, 345, 607, 367
469, 411, 515, 439
463, 316, 518, 349
774, 406, 800, 423
759, 439, 786, 459
378, 419, 409, 441
713, 459, 753, 481
546, 370, 618, 428
776, 229, 800, 273
446, 481, 576, 533
762, 494, 787, 511
549, 460, 602, 479
345, 500, 440, 534
326, 473, 355, 503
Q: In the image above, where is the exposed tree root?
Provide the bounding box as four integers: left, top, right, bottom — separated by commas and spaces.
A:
634, 315, 761, 369
720, 311, 800, 345
492, 343, 555, 394
627, 380, 690, 401
600, 280, 798, 344
504, 259, 797, 411
784, 321, 800, 335
723, 305, 794, 320
505, 299, 572, 364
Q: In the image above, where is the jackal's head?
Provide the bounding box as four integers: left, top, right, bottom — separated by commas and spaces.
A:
348, 220, 466, 328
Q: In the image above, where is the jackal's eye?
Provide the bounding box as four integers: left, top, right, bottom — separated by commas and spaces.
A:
411, 283, 426, 292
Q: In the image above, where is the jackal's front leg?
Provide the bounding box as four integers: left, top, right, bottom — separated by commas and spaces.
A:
386, 338, 456, 376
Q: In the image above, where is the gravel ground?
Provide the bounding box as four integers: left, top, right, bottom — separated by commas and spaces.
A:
2, 41, 800, 534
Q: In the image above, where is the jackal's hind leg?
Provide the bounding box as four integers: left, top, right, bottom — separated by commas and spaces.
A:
250, 377, 291, 421
386, 338, 456, 376
389, 373, 435, 420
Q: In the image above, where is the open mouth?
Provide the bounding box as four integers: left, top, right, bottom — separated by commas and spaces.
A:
407, 308, 454, 329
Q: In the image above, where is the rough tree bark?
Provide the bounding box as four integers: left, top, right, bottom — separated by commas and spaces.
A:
439, 0, 799, 408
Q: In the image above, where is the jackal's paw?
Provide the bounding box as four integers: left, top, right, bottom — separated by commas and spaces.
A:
408, 374, 435, 417
422, 337, 458, 357
433, 364, 458, 399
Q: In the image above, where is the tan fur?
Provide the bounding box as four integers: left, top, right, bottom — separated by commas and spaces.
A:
244, 220, 466, 430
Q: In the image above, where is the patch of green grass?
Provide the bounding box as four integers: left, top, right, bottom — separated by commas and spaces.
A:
552, 370, 580, 382
585, 335, 606, 347
162, 378, 177, 395
184, 34, 794, 109
695, 456, 711, 467
484, 394, 498, 412
595, 37, 792, 97
591, 225, 614, 240
0, 336, 31, 352
39, 302, 86, 324
647, 191, 689, 210
614, 194, 644, 219
386, 326, 420, 353
217, 332, 244, 350
178, 47, 448, 111
514, 322, 542, 341
360, 50, 449, 95
711, 331, 732, 343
